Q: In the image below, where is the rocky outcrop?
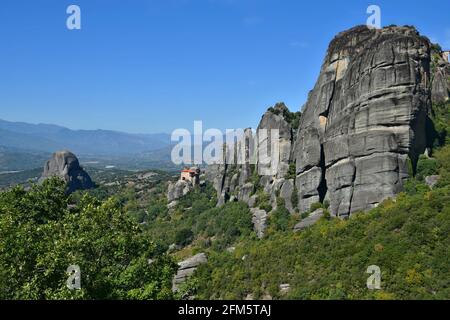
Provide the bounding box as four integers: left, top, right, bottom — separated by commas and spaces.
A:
294, 25, 431, 217
205, 103, 298, 210
431, 49, 450, 104
294, 208, 324, 232
40, 150, 94, 193
167, 180, 193, 203
205, 25, 441, 223
279, 283, 291, 295
251, 208, 268, 238
425, 175, 440, 189
257, 103, 294, 180
172, 253, 208, 292
279, 179, 295, 214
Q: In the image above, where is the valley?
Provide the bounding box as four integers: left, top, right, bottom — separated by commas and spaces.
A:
1, 23, 449, 301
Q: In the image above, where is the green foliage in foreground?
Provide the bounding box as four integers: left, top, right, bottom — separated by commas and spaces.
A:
193, 186, 450, 300
143, 183, 254, 251
0, 178, 177, 300
190, 145, 450, 300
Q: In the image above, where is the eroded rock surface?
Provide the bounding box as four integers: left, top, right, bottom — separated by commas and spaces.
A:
167, 180, 193, 203
205, 103, 297, 210
172, 253, 208, 292
294, 209, 324, 232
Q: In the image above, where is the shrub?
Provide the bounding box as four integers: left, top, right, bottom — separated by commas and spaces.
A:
175, 228, 195, 247
310, 202, 323, 212
416, 155, 438, 181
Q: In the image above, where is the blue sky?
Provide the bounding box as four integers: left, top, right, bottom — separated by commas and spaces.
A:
1, 0, 449, 134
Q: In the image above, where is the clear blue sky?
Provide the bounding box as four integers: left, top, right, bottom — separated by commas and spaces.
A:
1, 0, 449, 134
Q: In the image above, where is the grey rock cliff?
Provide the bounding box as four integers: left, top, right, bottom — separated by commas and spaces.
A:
431, 49, 450, 104
40, 150, 94, 193
204, 25, 441, 223
294, 208, 324, 232
294, 25, 431, 217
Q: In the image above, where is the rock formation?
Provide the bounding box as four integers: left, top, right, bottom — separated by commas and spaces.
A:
294, 208, 324, 232
251, 208, 268, 239
167, 167, 201, 204
172, 253, 208, 293
167, 180, 193, 203
204, 25, 449, 224
431, 47, 450, 104
205, 103, 299, 210
40, 150, 94, 193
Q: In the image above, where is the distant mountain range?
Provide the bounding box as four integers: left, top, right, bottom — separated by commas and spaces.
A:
0, 119, 172, 155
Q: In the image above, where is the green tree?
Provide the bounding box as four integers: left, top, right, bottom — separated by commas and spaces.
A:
0, 178, 177, 300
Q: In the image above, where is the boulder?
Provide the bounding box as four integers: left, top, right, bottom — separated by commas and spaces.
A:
295, 26, 431, 217
238, 183, 254, 205
167, 180, 193, 203
279, 284, 291, 295
294, 208, 324, 232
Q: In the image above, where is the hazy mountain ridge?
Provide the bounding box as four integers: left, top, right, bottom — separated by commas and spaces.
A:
0, 119, 172, 155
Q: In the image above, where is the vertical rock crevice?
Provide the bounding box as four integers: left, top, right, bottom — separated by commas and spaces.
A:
317, 144, 328, 203
295, 25, 432, 217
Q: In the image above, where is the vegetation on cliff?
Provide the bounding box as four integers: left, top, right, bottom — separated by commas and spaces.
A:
188, 144, 450, 300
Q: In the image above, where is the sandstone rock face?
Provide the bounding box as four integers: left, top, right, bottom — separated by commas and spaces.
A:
40, 150, 94, 193
172, 253, 208, 292
294, 26, 431, 217
205, 163, 229, 207
238, 183, 255, 205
